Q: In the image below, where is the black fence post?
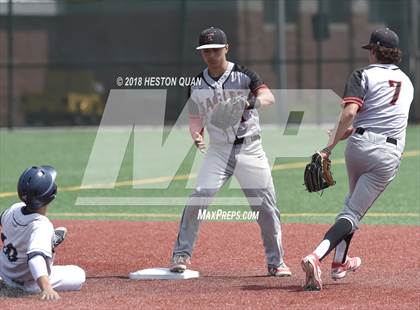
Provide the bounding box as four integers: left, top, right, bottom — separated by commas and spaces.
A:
7, 0, 15, 129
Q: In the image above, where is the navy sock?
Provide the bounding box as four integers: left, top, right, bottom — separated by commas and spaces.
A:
319, 218, 353, 261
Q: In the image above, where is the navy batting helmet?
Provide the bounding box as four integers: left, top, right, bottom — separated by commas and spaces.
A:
17, 165, 58, 208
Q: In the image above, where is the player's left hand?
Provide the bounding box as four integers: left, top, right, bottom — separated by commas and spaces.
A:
304, 152, 336, 192
319, 150, 329, 159
41, 288, 60, 301
210, 95, 247, 130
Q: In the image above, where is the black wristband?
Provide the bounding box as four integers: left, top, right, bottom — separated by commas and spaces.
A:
321, 147, 332, 156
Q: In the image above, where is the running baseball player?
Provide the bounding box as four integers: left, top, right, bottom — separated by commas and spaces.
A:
170, 27, 291, 277
301, 28, 414, 290
0, 165, 85, 300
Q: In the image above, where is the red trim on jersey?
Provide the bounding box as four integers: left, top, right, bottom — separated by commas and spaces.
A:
342, 96, 363, 108
342, 101, 363, 108
342, 96, 363, 104
252, 84, 269, 96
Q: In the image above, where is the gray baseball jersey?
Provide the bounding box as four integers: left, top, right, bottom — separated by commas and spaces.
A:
173, 62, 287, 268
342, 63, 414, 143
188, 61, 265, 143
0, 203, 85, 292
0, 203, 54, 283
337, 63, 414, 229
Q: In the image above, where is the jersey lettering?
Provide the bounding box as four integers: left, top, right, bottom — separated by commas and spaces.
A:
2, 234, 18, 262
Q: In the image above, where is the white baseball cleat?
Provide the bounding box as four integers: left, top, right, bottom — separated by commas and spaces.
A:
331, 256, 361, 280
301, 253, 322, 291
170, 254, 191, 273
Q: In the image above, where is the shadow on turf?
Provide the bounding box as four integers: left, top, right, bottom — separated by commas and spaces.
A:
0, 281, 31, 298
201, 275, 275, 279
87, 275, 266, 281
241, 284, 303, 292
87, 275, 128, 280
241, 282, 351, 292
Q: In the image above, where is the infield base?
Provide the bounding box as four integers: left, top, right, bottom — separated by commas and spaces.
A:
129, 268, 199, 280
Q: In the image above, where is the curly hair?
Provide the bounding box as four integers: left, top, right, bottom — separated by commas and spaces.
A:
373, 45, 402, 64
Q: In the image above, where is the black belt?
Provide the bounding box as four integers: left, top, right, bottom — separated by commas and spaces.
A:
234, 134, 260, 145
355, 127, 397, 146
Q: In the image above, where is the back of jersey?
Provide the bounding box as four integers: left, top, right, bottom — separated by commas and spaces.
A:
0, 203, 54, 283
343, 64, 414, 144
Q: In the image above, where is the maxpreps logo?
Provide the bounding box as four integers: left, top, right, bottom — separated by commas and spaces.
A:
197, 209, 259, 221
77, 89, 342, 207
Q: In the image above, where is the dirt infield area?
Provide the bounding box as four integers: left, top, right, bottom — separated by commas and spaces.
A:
0, 221, 418, 309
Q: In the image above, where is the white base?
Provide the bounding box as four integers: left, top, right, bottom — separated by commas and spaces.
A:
129, 268, 199, 280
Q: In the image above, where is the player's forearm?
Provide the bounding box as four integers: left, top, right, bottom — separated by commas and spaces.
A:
29, 256, 60, 300
37, 275, 60, 300
36, 275, 53, 291
29, 254, 49, 283
255, 89, 275, 107
328, 117, 354, 149
189, 115, 204, 139
326, 107, 357, 151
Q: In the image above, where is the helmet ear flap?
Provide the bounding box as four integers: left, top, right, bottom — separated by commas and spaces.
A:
46, 183, 58, 204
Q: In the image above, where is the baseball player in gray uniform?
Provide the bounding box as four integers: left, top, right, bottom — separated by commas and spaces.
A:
0, 166, 85, 300
170, 27, 291, 277
301, 28, 414, 290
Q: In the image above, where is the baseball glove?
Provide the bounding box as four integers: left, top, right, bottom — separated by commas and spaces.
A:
210, 95, 248, 130
304, 152, 336, 192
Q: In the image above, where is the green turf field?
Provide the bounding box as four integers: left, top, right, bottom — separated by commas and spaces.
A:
1, 125, 419, 225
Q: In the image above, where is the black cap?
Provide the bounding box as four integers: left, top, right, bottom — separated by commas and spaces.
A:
196, 27, 227, 50
362, 27, 399, 49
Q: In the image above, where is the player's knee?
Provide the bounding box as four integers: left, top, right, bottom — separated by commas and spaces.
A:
67, 265, 86, 291
75, 266, 86, 287
336, 215, 358, 232
255, 205, 279, 218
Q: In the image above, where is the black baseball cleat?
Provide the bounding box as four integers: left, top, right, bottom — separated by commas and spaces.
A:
170, 254, 191, 273
53, 227, 67, 249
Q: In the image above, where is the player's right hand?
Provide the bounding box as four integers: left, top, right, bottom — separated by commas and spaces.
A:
41, 288, 60, 301
193, 132, 207, 154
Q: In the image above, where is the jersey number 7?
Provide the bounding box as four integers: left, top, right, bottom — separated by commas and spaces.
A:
388, 80, 402, 105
